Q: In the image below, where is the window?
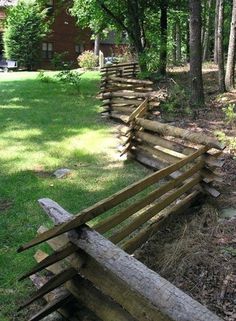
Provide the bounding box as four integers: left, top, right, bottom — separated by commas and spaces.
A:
42, 42, 53, 59
75, 44, 84, 55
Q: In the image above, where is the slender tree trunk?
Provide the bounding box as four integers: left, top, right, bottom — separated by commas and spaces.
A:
126, 1, 147, 72
172, 23, 177, 65
94, 33, 100, 56
214, 0, 220, 64
186, 18, 190, 62
159, 0, 168, 76
218, 0, 226, 92
189, 0, 204, 107
201, 0, 207, 46
225, 0, 236, 91
176, 18, 182, 63
203, 0, 213, 61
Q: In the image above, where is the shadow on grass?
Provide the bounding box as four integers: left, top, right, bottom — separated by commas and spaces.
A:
0, 72, 151, 320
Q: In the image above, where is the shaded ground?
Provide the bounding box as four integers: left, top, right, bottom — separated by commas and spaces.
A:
136, 63, 236, 320
135, 202, 236, 321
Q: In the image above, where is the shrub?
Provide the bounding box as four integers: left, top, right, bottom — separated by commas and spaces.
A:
77, 50, 98, 69
51, 51, 70, 70
3, 1, 49, 70
56, 70, 82, 92
161, 83, 190, 114
37, 71, 54, 83
223, 104, 236, 128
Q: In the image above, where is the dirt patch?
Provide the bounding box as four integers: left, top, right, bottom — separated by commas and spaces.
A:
135, 203, 236, 320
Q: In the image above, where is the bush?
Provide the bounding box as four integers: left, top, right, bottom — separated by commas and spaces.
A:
77, 50, 98, 69
223, 104, 236, 128
51, 51, 70, 70
37, 71, 54, 83
3, 1, 49, 70
56, 70, 82, 92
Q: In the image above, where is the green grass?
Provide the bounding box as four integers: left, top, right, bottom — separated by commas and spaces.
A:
0, 71, 150, 320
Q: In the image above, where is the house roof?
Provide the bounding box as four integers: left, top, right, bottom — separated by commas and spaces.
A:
0, 0, 18, 7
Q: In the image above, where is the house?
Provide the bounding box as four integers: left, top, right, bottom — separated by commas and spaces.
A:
0, 0, 125, 68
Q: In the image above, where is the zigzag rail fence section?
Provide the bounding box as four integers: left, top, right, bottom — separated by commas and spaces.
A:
17, 63, 225, 321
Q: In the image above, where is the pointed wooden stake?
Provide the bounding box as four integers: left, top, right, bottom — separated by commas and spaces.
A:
18, 268, 77, 311
19, 243, 78, 281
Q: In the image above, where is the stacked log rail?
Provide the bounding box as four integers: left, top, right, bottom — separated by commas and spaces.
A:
99, 63, 167, 123
17, 143, 224, 321
99, 89, 165, 124
121, 116, 225, 198
100, 62, 140, 80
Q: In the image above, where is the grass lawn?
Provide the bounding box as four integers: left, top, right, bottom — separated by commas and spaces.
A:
0, 71, 150, 320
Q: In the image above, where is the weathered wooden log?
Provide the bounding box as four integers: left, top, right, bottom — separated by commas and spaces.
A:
39, 199, 223, 321
33, 250, 101, 321
136, 131, 193, 156
100, 62, 139, 70
18, 146, 208, 253
109, 175, 201, 244
93, 160, 204, 233
112, 106, 134, 114
29, 273, 79, 321
135, 131, 224, 169
135, 118, 225, 150
110, 112, 129, 123
18, 268, 77, 311
35, 250, 136, 321
133, 149, 175, 172
19, 243, 78, 281
69, 277, 136, 321
135, 143, 180, 164
128, 98, 148, 122
108, 76, 153, 85
110, 99, 142, 105
94, 160, 204, 234
29, 292, 72, 321
100, 91, 161, 99
38, 227, 171, 321
201, 182, 221, 197
122, 190, 201, 253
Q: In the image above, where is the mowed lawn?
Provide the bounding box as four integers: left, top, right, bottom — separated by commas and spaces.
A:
0, 71, 150, 320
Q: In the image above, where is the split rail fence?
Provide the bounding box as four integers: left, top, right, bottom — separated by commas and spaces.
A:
17, 62, 225, 321
17, 139, 224, 321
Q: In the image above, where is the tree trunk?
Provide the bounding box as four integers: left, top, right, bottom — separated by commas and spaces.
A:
218, 0, 226, 92
186, 18, 190, 62
176, 18, 182, 63
189, 0, 204, 107
159, 0, 168, 76
225, 0, 236, 91
214, 0, 220, 63
39, 199, 224, 321
203, 0, 213, 61
172, 23, 177, 65
94, 34, 100, 56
